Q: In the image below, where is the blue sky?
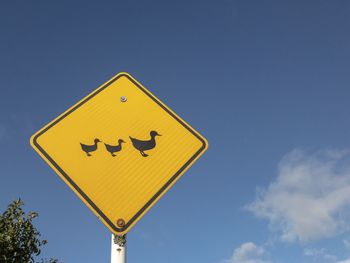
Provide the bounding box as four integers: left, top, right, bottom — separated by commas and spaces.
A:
1, 0, 350, 262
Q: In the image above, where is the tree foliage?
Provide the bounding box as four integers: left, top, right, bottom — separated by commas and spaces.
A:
0, 199, 59, 263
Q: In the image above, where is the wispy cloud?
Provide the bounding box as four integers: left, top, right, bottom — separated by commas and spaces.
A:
246, 149, 350, 243
343, 239, 350, 250
223, 242, 269, 263
304, 248, 337, 262
337, 259, 350, 263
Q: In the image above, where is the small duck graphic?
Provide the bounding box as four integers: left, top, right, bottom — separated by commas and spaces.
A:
80, 138, 101, 156
129, 131, 161, 157
104, 139, 126, 157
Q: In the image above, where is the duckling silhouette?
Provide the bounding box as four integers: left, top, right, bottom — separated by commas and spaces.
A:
129, 131, 161, 157
80, 138, 101, 156
104, 139, 126, 157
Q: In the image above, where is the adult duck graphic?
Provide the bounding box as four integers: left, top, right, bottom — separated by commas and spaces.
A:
80, 138, 101, 156
104, 139, 125, 157
130, 131, 161, 157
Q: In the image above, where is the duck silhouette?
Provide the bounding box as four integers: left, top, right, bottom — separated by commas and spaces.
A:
104, 139, 126, 157
80, 138, 101, 156
129, 131, 161, 157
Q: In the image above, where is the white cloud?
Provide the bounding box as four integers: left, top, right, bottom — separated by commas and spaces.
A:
344, 239, 350, 250
246, 149, 350, 243
337, 259, 350, 263
225, 242, 269, 263
304, 248, 337, 262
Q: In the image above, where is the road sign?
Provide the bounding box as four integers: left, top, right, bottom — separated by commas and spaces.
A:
30, 72, 208, 235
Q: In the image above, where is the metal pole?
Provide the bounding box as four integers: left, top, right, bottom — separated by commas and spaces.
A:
111, 234, 127, 263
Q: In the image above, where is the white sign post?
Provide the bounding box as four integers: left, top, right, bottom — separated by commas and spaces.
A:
111, 234, 127, 263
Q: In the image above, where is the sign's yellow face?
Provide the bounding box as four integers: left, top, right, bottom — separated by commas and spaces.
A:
30, 73, 208, 235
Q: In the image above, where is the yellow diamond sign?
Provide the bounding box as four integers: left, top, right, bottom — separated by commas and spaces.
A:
30, 73, 208, 235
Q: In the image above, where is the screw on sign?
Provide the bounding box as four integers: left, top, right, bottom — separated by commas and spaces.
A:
30, 72, 208, 262
117, 219, 125, 228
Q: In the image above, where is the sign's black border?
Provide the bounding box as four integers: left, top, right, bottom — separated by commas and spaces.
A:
32, 73, 207, 233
